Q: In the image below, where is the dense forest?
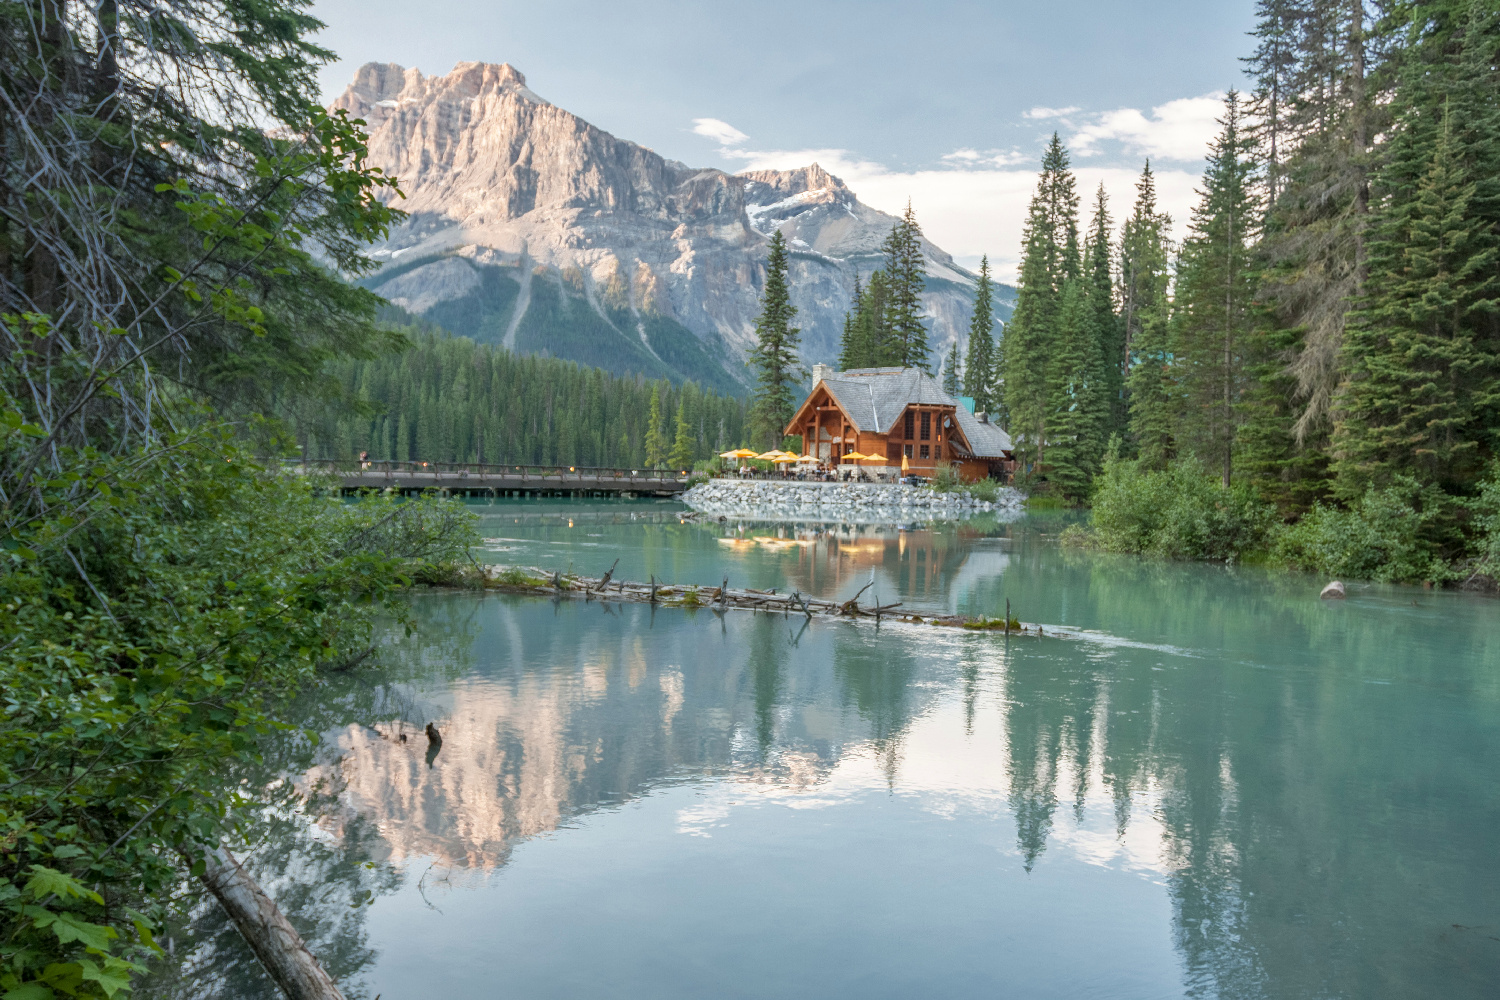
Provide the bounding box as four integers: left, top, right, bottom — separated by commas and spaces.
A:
976, 0, 1500, 584
299, 321, 751, 468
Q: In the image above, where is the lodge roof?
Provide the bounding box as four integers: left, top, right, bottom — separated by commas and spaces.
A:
808, 367, 1013, 458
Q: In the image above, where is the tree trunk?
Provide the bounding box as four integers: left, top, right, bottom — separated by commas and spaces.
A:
198, 846, 346, 1000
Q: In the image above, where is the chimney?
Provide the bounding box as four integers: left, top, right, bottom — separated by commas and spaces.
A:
976, 412, 989, 424
812, 363, 831, 384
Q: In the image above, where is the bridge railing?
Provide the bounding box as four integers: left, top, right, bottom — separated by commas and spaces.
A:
288, 459, 692, 484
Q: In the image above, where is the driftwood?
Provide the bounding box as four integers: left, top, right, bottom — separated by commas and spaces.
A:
198, 846, 345, 1000
484, 565, 1063, 638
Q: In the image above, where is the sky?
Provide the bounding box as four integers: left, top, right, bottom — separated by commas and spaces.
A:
309, 0, 1259, 280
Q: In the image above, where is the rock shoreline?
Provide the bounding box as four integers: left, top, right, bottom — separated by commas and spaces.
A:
681, 479, 1025, 520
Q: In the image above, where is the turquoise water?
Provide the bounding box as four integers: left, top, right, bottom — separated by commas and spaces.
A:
154, 497, 1500, 999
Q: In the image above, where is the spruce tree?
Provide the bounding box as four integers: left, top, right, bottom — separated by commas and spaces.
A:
1119, 161, 1173, 450
942, 341, 962, 394
1173, 92, 1259, 486
881, 203, 932, 371
1335, 99, 1500, 496
1003, 134, 1080, 473
859, 269, 892, 367
964, 255, 997, 414
1041, 277, 1096, 499
838, 273, 868, 370
748, 230, 806, 447
645, 384, 669, 467
668, 396, 696, 469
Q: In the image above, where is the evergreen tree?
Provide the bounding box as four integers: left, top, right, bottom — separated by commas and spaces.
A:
942, 341, 962, 394
1173, 92, 1259, 486
1119, 161, 1173, 449
857, 269, 892, 367
668, 396, 696, 469
1335, 97, 1500, 495
1003, 134, 1080, 472
881, 203, 932, 371
838, 274, 869, 370
964, 255, 998, 414
1127, 309, 1177, 471
748, 230, 806, 447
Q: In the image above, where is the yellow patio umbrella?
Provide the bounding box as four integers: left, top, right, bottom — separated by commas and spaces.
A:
754, 450, 789, 461
901, 454, 910, 472
859, 454, 887, 465
772, 453, 801, 463
840, 451, 869, 462
720, 448, 758, 459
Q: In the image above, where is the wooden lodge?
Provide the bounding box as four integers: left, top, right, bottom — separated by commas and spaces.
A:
785, 365, 1014, 481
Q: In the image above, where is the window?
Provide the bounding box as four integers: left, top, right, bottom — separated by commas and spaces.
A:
904, 412, 915, 439
903, 444, 913, 458
844, 443, 853, 455
920, 445, 930, 459
934, 446, 942, 459
920, 412, 931, 440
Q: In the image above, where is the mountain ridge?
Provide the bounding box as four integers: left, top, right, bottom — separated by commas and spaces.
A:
334, 61, 1013, 390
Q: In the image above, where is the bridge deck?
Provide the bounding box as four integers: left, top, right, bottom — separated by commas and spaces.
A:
329, 468, 689, 495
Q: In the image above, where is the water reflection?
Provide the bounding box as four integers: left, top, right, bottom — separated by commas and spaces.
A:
148, 503, 1500, 999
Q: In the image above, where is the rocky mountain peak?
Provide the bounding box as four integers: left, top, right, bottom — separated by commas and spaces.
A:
335, 61, 1009, 390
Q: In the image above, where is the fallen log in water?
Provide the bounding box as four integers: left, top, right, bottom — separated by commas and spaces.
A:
481, 565, 1060, 637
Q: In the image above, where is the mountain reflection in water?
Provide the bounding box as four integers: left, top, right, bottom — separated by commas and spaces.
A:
145, 502, 1500, 1000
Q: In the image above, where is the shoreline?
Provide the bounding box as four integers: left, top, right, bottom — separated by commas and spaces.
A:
680, 479, 1025, 522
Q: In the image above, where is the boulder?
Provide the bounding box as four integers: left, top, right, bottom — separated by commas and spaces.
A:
1320, 580, 1346, 600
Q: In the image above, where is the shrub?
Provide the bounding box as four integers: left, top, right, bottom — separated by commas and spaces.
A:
1085, 455, 1277, 562
967, 477, 1001, 503
929, 463, 962, 493
1273, 476, 1469, 584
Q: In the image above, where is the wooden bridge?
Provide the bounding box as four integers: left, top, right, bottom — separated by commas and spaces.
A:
296, 460, 692, 497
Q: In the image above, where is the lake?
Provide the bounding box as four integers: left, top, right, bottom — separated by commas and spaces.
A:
148, 497, 1500, 999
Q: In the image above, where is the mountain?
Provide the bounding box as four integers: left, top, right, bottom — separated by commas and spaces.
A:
332, 62, 1014, 392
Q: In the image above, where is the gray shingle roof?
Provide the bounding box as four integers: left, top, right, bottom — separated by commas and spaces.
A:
815, 367, 1012, 458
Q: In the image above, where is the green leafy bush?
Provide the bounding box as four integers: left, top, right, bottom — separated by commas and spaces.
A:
0, 419, 476, 995
1273, 476, 1470, 584
1081, 455, 1277, 562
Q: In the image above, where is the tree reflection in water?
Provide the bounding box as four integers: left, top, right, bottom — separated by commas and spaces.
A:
143, 518, 1500, 999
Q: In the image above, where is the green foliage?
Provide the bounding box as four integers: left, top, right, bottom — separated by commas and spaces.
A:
880, 203, 932, 371
963, 256, 999, 414
942, 341, 962, 394
1120, 162, 1176, 466
1083, 454, 1278, 562
1004, 134, 1081, 472
299, 328, 748, 467
748, 231, 806, 448
1172, 92, 1260, 487
1273, 477, 1471, 584
644, 385, 668, 468
839, 271, 889, 371
0, 412, 476, 994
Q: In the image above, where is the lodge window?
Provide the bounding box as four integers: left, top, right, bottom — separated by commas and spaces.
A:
935, 446, 942, 459
920, 445, 930, 459
904, 412, 915, 439
903, 444, 913, 458
920, 412, 931, 440
844, 443, 853, 455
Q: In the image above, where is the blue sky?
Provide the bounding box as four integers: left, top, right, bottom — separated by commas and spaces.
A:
311, 0, 1258, 278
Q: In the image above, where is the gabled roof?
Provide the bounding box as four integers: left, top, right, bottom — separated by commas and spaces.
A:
819, 368, 956, 435
794, 367, 1013, 458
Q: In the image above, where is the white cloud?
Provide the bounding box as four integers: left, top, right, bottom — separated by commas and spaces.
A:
691, 117, 749, 146
942, 148, 1029, 168
1071, 93, 1225, 162
1024, 106, 1080, 120
714, 142, 1199, 283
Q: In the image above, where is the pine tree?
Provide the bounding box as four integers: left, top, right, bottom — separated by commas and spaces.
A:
838, 273, 868, 370
858, 269, 892, 367
1335, 97, 1500, 496
964, 255, 997, 414
1127, 310, 1177, 471
881, 203, 932, 371
942, 341, 962, 394
1004, 134, 1080, 473
748, 230, 806, 447
668, 396, 695, 469
1041, 278, 1095, 499
1119, 161, 1173, 450
1173, 92, 1259, 486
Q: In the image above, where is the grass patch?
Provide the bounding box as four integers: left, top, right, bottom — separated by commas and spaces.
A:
962, 615, 1023, 631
